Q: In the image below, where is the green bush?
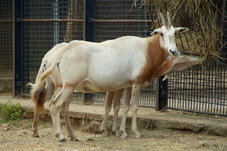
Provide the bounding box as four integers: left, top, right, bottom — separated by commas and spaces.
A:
0, 100, 23, 124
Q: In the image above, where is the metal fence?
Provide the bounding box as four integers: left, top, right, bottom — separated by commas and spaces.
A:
0, 1, 13, 78
1, 0, 227, 116
21, 0, 84, 95
166, 0, 227, 115
17, 0, 157, 107
168, 64, 227, 115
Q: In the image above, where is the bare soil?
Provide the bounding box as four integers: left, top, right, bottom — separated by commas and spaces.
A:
0, 92, 227, 151
0, 118, 227, 151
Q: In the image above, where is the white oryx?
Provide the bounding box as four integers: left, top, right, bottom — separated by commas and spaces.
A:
29, 12, 203, 141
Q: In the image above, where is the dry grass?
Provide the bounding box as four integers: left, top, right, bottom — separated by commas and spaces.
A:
134, 0, 225, 62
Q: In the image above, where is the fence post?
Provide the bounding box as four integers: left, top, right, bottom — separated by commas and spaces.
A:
82, 0, 94, 104
156, 76, 168, 111
85, 0, 94, 42
14, 0, 22, 96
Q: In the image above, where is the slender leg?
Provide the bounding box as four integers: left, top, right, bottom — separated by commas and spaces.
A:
131, 85, 142, 138
50, 86, 65, 138
112, 89, 123, 137
31, 77, 54, 137
51, 86, 75, 142
50, 103, 57, 135
119, 87, 132, 138
51, 104, 65, 141
50, 86, 62, 135
101, 92, 113, 137
61, 100, 78, 141
32, 107, 41, 137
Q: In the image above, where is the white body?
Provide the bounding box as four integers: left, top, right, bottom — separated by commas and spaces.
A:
59, 36, 148, 93
37, 34, 170, 140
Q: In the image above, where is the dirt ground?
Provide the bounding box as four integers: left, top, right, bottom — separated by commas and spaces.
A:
0, 118, 227, 151
0, 92, 227, 151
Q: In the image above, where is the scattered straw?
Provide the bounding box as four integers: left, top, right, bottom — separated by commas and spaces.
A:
134, 0, 225, 62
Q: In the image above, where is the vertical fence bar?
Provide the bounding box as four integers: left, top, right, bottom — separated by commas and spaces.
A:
13, 0, 16, 95
221, 0, 227, 62
53, 0, 60, 45
156, 76, 168, 111
85, 0, 94, 42
14, 0, 22, 95
83, 0, 94, 104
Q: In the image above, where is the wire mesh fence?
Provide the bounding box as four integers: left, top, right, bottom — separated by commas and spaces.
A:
0, 0, 13, 78
168, 64, 227, 115
21, 0, 84, 94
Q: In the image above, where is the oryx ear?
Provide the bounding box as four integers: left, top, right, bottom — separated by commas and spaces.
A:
151, 28, 162, 36
175, 27, 189, 33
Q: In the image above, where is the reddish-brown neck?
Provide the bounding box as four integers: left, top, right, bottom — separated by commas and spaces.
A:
147, 34, 168, 67
134, 34, 169, 84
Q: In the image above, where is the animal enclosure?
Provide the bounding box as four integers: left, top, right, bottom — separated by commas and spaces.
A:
0, 0, 226, 116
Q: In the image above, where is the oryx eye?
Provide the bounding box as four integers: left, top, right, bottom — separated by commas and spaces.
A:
161, 33, 164, 36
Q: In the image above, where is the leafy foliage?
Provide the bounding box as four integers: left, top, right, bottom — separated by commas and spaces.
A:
0, 100, 23, 125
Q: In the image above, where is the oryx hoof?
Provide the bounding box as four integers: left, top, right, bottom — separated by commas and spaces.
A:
121, 132, 128, 139
115, 131, 120, 137
69, 135, 79, 141
31, 129, 39, 137
31, 133, 39, 138
54, 133, 59, 138
59, 137, 67, 142
134, 131, 142, 138
101, 130, 109, 137
111, 130, 120, 137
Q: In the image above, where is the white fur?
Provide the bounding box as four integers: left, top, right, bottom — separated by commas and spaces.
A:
58, 37, 147, 93
151, 26, 188, 56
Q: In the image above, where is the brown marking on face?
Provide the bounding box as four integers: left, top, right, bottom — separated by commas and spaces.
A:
133, 34, 169, 84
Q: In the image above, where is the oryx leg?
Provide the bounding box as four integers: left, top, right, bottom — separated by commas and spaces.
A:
119, 87, 132, 138
131, 85, 142, 138
51, 86, 75, 142
49, 86, 62, 136
101, 92, 114, 137
50, 102, 63, 141
61, 100, 78, 141
32, 77, 54, 137
112, 89, 123, 137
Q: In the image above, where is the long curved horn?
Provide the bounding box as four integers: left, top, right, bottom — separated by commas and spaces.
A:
167, 12, 172, 26
159, 13, 166, 26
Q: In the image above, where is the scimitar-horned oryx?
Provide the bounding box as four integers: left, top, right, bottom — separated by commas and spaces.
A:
29, 12, 203, 141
